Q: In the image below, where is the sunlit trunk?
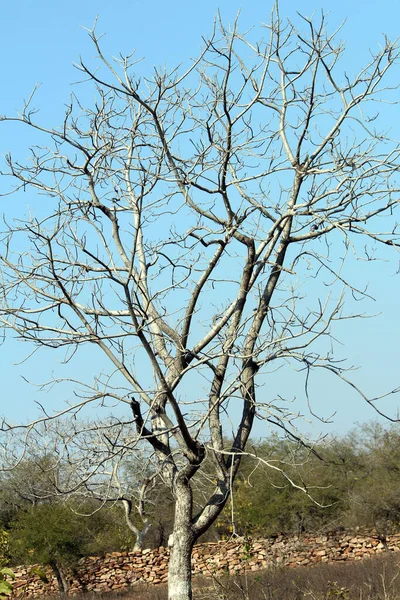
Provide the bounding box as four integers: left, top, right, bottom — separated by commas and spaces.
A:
132, 523, 151, 551
167, 482, 195, 600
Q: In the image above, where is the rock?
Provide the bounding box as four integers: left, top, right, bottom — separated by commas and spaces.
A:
11, 530, 400, 597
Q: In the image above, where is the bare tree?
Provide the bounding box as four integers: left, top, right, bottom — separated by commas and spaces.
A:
0, 420, 161, 550
1, 6, 400, 599
56, 419, 161, 550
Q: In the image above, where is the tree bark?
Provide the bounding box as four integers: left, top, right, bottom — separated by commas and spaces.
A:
167, 481, 195, 600
121, 498, 152, 550
50, 561, 69, 595
168, 530, 194, 600
133, 523, 151, 551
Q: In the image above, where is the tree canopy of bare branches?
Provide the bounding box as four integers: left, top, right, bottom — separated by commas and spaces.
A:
1, 6, 400, 600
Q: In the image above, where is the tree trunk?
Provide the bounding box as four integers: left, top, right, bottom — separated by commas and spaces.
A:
168, 529, 194, 600
167, 482, 195, 600
133, 522, 151, 551
50, 561, 69, 595
121, 498, 151, 551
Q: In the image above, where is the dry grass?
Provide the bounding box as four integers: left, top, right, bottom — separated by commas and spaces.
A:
34, 552, 400, 600
194, 552, 400, 600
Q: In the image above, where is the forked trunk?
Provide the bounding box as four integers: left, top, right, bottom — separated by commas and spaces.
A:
167, 482, 195, 600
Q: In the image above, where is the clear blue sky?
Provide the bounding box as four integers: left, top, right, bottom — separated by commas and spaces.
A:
0, 0, 399, 437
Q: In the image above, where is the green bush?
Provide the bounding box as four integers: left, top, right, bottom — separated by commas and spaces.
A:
0, 568, 14, 600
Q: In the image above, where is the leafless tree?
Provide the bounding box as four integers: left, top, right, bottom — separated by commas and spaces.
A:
1, 6, 400, 599
0, 419, 160, 550
55, 419, 161, 550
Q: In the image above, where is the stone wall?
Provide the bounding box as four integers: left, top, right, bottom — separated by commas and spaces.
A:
12, 531, 400, 597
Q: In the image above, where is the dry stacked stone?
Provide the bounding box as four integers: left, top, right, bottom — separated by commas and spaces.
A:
11, 531, 400, 597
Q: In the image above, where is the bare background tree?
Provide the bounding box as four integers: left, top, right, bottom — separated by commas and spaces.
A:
1, 6, 400, 599
0, 419, 171, 550
55, 419, 166, 550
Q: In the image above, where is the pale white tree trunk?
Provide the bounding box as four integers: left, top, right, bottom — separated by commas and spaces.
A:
167, 482, 195, 600
168, 530, 194, 600
132, 523, 151, 551
121, 498, 152, 551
